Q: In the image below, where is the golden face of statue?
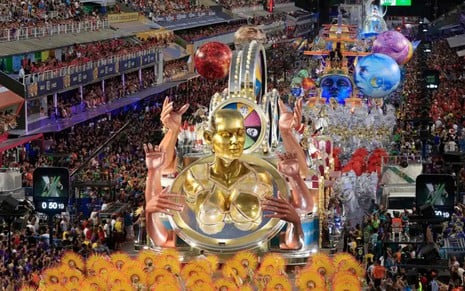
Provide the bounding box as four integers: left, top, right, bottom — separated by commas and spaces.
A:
207, 110, 246, 161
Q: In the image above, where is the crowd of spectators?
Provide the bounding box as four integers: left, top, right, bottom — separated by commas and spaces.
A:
218, 0, 262, 10
176, 15, 286, 44
162, 59, 188, 81
176, 20, 247, 43
339, 199, 465, 290
52, 67, 158, 119
120, 0, 211, 20
0, 0, 107, 42
248, 12, 286, 26
398, 38, 465, 158
18, 34, 173, 80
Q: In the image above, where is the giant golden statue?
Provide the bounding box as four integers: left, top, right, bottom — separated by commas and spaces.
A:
183, 109, 273, 234
145, 97, 313, 251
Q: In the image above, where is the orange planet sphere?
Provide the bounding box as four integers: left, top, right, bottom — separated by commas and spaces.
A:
194, 42, 232, 80
301, 77, 316, 90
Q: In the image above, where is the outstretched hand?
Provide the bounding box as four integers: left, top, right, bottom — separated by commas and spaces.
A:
262, 194, 300, 225
146, 188, 184, 216
161, 97, 189, 131
278, 97, 303, 131
143, 143, 165, 171
277, 152, 300, 178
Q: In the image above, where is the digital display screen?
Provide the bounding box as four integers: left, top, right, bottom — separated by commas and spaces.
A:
33, 167, 69, 213
416, 174, 455, 219
423, 69, 440, 89
380, 0, 412, 6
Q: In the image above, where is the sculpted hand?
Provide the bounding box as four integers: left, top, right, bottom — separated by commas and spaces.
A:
278, 98, 302, 131
293, 97, 303, 131
161, 97, 189, 131
143, 143, 165, 171
277, 152, 300, 178
146, 188, 184, 216
278, 98, 294, 131
262, 194, 300, 225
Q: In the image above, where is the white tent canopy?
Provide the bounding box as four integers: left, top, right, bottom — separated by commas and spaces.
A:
457, 49, 465, 57
447, 33, 465, 48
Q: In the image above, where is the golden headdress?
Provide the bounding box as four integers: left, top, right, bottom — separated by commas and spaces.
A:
332, 253, 356, 270
259, 253, 286, 275
233, 250, 258, 271
19, 285, 36, 291
157, 252, 181, 275
137, 249, 158, 268
295, 269, 326, 290
214, 278, 239, 291
63, 280, 81, 291
306, 253, 334, 278
61, 251, 85, 271
185, 272, 213, 289
109, 280, 135, 291
337, 259, 365, 278
186, 281, 215, 291
222, 259, 247, 281
85, 254, 108, 276
332, 271, 361, 291
42, 267, 61, 285
148, 268, 178, 288
83, 275, 108, 290
192, 256, 215, 275
264, 275, 292, 291
111, 252, 132, 270
57, 265, 84, 284
180, 262, 208, 282
205, 254, 219, 273
121, 261, 147, 285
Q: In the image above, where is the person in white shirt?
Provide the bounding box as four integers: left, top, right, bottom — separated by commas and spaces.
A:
18, 66, 25, 83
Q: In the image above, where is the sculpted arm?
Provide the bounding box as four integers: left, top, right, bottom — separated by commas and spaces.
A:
159, 97, 189, 175
144, 144, 183, 247
277, 152, 314, 213
262, 195, 304, 250
278, 98, 309, 178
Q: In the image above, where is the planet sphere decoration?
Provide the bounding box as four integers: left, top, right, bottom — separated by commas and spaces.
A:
354, 53, 401, 98
194, 42, 232, 80
372, 30, 413, 65
301, 77, 316, 90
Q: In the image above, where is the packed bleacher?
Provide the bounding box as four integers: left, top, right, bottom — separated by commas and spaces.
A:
120, 0, 212, 21
176, 20, 248, 43
18, 33, 174, 84
249, 12, 286, 25
52, 67, 158, 119
0, 0, 109, 42
399, 40, 465, 157
218, 0, 262, 10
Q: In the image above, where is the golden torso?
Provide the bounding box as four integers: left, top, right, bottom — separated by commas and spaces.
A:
182, 161, 273, 234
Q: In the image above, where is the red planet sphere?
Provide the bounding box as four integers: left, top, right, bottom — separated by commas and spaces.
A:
301, 77, 316, 90
194, 42, 232, 80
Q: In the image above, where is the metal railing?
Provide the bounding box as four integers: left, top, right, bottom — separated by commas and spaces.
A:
23, 47, 159, 85
0, 19, 110, 42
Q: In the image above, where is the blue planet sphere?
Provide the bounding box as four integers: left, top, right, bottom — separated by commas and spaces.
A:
354, 53, 401, 98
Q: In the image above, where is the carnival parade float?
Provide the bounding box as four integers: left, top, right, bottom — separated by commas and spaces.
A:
30, 2, 421, 290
